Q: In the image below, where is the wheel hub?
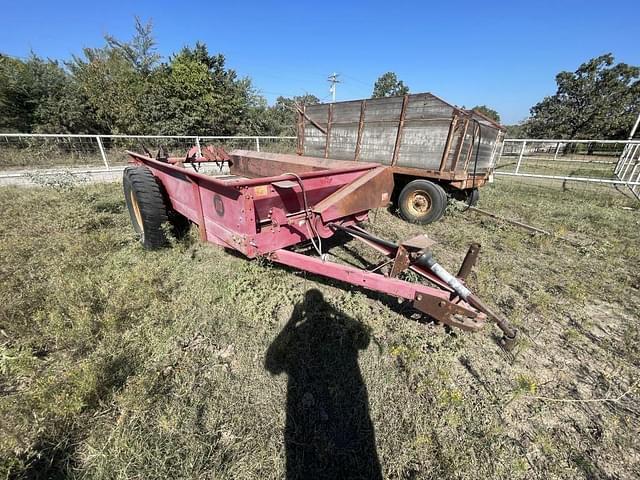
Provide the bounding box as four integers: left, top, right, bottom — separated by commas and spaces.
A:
408, 191, 432, 215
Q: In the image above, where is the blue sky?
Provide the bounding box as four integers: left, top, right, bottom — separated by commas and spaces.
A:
1, 0, 638, 124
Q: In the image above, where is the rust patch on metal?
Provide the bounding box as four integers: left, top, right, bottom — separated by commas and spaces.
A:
253, 185, 269, 197
313, 166, 394, 222
463, 122, 481, 171
390, 235, 435, 277
450, 116, 470, 172
201, 145, 231, 162
325, 103, 333, 158
296, 106, 327, 135
401, 234, 435, 251
390, 245, 410, 278
413, 294, 485, 331
457, 243, 480, 280
391, 94, 409, 166
354, 100, 366, 161
439, 113, 459, 172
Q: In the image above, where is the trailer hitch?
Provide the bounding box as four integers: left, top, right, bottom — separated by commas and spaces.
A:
416, 250, 518, 350
328, 223, 518, 350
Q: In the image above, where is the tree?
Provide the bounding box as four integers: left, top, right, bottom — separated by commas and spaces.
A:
471, 105, 501, 124
259, 94, 321, 136
0, 54, 93, 133
137, 43, 258, 135
104, 17, 160, 76
0, 17, 281, 136
68, 20, 260, 136
372, 72, 409, 98
69, 44, 142, 133
504, 123, 526, 138
0, 54, 50, 132
524, 54, 640, 139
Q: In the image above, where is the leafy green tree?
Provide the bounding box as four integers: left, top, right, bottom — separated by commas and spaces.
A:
0, 18, 285, 137
504, 123, 526, 138
372, 72, 409, 98
524, 54, 640, 139
0, 55, 42, 132
0, 54, 93, 133
104, 17, 160, 76
471, 105, 501, 124
261, 94, 321, 135
145, 43, 257, 135
68, 21, 259, 136
69, 18, 165, 133
69, 43, 143, 133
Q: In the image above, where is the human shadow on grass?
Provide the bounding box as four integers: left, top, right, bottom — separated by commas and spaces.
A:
265, 289, 383, 480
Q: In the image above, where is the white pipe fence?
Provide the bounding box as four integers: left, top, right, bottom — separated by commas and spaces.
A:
1, 134, 639, 200
0, 134, 297, 174
495, 138, 640, 200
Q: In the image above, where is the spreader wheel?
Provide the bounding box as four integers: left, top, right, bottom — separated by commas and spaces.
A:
123, 166, 171, 249
398, 179, 447, 224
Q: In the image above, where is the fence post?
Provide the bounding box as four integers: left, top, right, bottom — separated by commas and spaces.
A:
255, 137, 261, 152
632, 166, 640, 198
496, 138, 505, 164
615, 144, 629, 175
622, 144, 640, 179
553, 142, 561, 161
515, 141, 526, 174
96, 136, 109, 170
195, 136, 202, 157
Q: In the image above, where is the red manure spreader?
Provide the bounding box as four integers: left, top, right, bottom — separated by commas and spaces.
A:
123, 146, 518, 349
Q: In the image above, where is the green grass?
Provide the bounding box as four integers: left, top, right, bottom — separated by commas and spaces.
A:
0, 179, 639, 479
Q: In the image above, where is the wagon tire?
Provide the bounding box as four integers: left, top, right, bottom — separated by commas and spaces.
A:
448, 187, 480, 207
123, 166, 171, 249
398, 180, 447, 224
466, 187, 480, 207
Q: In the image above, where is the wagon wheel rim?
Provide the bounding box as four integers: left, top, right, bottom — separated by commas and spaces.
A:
407, 190, 432, 216
130, 191, 144, 234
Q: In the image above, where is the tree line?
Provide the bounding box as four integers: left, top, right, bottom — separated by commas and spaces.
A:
1, 19, 638, 139
0, 19, 312, 137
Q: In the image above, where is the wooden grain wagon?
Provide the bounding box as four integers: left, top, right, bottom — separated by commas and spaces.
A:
296, 93, 505, 224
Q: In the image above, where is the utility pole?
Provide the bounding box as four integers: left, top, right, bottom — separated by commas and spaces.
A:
328, 73, 340, 103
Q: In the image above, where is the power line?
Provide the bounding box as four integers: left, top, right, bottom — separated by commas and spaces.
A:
341, 73, 371, 87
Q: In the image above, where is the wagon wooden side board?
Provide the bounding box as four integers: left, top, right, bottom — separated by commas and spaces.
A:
123, 147, 518, 350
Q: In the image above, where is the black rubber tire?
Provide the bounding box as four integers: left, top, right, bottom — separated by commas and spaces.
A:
467, 187, 480, 207
123, 166, 170, 249
448, 187, 479, 207
398, 179, 448, 224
